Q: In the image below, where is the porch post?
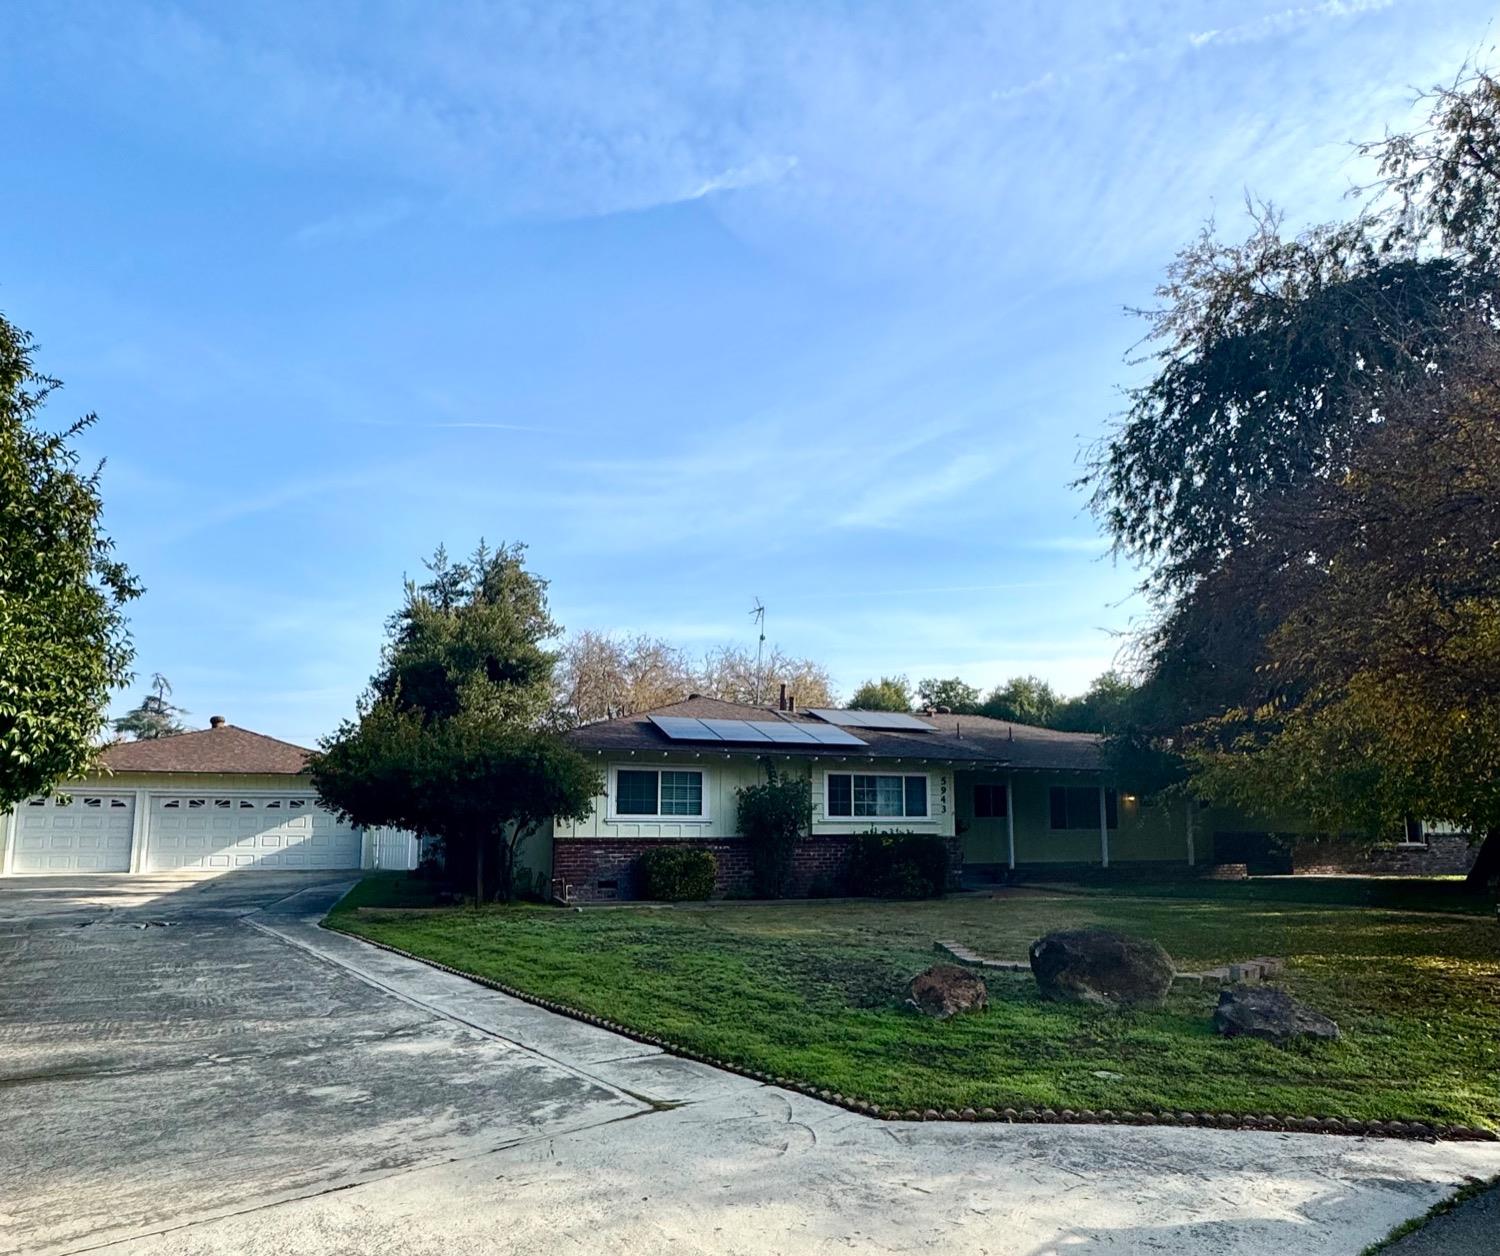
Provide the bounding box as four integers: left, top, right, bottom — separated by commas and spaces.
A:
1006, 773, 1016, 871
1098, 783, 1110, 869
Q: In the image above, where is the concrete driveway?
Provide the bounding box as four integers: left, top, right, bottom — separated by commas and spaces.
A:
2, 873, 1496, 1255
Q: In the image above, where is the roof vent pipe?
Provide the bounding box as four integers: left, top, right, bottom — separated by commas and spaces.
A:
788, 695, 796, 712
209, 715, 226, 729
779, 683, 787, 711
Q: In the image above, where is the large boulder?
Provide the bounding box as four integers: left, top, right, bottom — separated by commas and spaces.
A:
1213, 987, 1340, 1042
1028, 928, 1175, 1009
909, 964, 988, 1019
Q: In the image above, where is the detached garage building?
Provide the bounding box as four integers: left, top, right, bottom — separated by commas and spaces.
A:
0, 717, 416, 876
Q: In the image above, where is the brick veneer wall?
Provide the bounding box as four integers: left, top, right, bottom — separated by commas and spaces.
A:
1293, 834, 1478, 876
553, 835, 964, 904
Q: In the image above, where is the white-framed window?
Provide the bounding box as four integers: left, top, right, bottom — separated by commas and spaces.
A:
825, 772, 931, 820
608, 766, 708, 821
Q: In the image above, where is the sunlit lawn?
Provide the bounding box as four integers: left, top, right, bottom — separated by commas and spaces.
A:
329, 875, 1500, 1128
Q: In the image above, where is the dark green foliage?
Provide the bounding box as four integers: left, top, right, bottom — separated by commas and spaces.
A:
916, 677, 981, 713
1050, 670, 1141, 734
846, 831, 949, 899
1084, 213, 1483, 597
979, 675, 1060, 726
847, 676, 912, 712
0, 314, 140, 809
636, 846, 717, 901
736, 771, 812, 898
1083, 69, 1500, 876
310, 541, 600, 901
113, 673, 187, 741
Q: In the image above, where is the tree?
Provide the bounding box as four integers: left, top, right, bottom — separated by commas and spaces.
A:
1050, 671, 1140, 734
698, 644, 836, 709
1356, 66, 1500, 267
310, 542, 601, 901
1187, 331, 1500, 886
916, 676, 982, 713
0, 314, 139, 810
848, 675, 912, 712
979, 675, 1060, 726
114, 673, 188, 740
1085, 66, 1500, 884
554, 631, 696, 725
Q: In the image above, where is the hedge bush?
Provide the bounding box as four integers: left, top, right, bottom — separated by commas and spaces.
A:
846, 831, 949, 899
636, 846, 717, 901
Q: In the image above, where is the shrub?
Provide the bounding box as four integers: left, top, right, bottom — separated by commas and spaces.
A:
737, 771, 813, 898
636, 846, 717, 901
847, 831, 950, 899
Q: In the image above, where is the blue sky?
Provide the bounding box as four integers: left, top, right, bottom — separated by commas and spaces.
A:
2, 1, 1493, 745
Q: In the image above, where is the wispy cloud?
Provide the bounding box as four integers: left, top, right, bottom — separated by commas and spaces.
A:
26, 0, 1465, 281
294, 199, 413, 246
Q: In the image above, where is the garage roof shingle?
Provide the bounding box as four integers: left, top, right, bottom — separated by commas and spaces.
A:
99, 725, 313, 776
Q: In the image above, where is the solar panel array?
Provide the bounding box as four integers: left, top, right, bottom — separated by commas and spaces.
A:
649, 715, 867, 746
807, 708, 936, 732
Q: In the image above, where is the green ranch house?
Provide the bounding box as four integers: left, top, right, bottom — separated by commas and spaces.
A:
544, 696, 1213, 902
541, 696, 1477, 902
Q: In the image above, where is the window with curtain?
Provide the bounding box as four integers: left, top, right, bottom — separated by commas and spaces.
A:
826, 773, 929, 819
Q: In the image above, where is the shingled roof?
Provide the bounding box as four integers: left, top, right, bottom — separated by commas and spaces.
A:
564, 698, 1105, 773
99, 724, 313, 776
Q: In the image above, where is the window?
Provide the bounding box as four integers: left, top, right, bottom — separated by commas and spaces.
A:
1398, 817, 1428, 848
84, 797, 103, 808
213, 799, 231, 809
974, 783, 1008, 819
187, 798, 206, 810
110, 798, 128, 808
26, 797, 46, 807
288, 798, 306, 810
265, 800, 282, 809
826, 773, 930, 819
162, 799, 180, 809
239, 800, 256, 809
1049, 786, 1118, 830
612, 768, 705, 819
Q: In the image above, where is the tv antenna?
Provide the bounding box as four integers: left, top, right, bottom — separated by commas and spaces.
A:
750, 599, 766, 705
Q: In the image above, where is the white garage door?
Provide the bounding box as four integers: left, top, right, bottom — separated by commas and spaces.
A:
10, 793, 136, 873
144, 793, 361, 872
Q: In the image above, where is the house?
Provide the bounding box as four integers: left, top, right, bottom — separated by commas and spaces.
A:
544, 696, 1207, 901
0, 717, 417, 876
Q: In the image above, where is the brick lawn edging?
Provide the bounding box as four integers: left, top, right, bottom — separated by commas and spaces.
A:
323, 921, 1498, 1144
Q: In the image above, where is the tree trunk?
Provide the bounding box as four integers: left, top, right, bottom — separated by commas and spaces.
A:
1463, 828, 1500, 891
475, 839, 485, 906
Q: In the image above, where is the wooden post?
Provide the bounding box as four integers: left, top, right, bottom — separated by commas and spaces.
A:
1006, 774, 1016, 871
1099, 784, 1110, 869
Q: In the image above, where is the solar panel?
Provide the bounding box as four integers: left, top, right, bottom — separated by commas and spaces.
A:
807, 708, 934, 732
649, 716, 721, 741
750, 721, 823, 744
802, 723, 869, 746
649, 714, 866, 747
701, 719, 772, 742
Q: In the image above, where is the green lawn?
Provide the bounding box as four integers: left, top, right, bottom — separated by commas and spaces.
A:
327, 876, 1500, 1129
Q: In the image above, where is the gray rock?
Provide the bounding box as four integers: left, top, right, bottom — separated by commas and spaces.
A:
1213, 986, 1340, 1042
1028, 928, 1175, 1009
909, 964, 988, 1018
